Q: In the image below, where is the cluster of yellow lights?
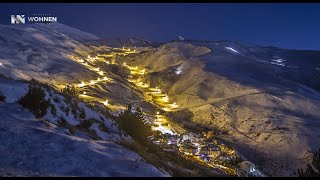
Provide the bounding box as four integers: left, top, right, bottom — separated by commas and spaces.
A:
127, 65, 145, 75
123, 62, 179, 113
71, 55, 113, 106
68, 52, 124, 110
70, 52, 237, 174
87, 55, 99, 60
149, 87, 179, 112
70, 50, 178, 138
74, 50, 175, 123
78, 77, 110, 87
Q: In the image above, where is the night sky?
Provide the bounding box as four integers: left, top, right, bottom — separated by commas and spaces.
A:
0, 3, 320, 50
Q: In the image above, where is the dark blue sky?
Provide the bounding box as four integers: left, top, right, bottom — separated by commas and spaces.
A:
1, 3, 320, 50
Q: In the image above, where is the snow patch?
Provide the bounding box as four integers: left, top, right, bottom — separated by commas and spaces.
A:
270, 58, 286, 66
272, 95, 284, 101
225, 47, 239, 53
0, 79, 28, 103
269, 61, 285, 67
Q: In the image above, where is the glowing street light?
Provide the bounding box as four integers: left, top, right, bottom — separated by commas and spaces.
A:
103, 100, 109, 106
97, 77, 101, 81
106, 61, 110, 64
90, 80, 95, 85
78, 82, 85, 87
95, 67, 100, 71
156, 112, 160, 115
103, 76, 108, 81
162, 107, 171, 112
171, 102, 178, 108
99, 71, 104, 75
83, 91, 86, 95
123, 63, 126, 66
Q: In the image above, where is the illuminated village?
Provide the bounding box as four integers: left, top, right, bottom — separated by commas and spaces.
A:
67, 47, 266, 177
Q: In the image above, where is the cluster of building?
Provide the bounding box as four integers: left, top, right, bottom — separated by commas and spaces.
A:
152, 131, 268, 177
153, 132, 239, 165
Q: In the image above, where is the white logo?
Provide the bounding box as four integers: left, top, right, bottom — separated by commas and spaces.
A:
11, 14, 58, 24
11, 15, 25, 24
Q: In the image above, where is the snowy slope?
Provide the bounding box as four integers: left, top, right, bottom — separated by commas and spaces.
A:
0, 78, 169, 177
0, 23, 99, 87
0, 103, 168, 177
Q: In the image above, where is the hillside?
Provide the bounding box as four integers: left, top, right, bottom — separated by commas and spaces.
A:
0, 78, 169, 177
0, 23, 171, 177
1, 22, 320, 177
117, 40, 320, 176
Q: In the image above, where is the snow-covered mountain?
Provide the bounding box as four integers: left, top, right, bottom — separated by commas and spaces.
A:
0, 23, 100, 87
0, 23, 170, 177
115, 40, 320, 176
1, 22, 320, 177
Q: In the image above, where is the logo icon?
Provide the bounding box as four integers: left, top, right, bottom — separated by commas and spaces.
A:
11, 15, 25, 24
